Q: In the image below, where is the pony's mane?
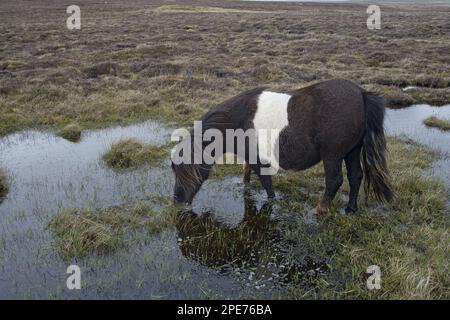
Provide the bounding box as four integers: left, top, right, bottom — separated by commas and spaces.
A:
173, 162, 203, 193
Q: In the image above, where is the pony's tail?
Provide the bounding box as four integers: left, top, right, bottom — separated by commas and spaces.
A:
361, 91, 393, 203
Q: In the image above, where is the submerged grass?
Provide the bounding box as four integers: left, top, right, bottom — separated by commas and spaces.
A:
102, 138, 168, 169
0, 169, 8, 200
49, 202, 176, 259
423, 116, 450, 131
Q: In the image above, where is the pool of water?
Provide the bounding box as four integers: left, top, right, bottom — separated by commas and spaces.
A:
0, 104, 448, 298
0, 120, 316, 299
385, 104, 450, 186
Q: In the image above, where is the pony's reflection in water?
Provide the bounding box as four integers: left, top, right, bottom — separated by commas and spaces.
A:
174, 192, 328, 286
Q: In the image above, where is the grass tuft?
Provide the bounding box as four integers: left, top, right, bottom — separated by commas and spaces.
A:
423, 116, 450, 131
102, 138, 168, 169
49, 203, 175, 258
56, 123, 82, 142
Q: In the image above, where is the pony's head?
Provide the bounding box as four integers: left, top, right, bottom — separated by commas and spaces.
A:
171, 161, 210, 205
171, 110, 232, 205
171, 130, 211, 205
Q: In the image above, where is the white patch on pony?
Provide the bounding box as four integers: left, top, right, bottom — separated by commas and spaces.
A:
253, 91, 291, 174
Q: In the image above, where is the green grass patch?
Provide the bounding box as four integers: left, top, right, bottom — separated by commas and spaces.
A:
102, 138, 168, 169
423, 116, 450, 131
49, 202, 176, 259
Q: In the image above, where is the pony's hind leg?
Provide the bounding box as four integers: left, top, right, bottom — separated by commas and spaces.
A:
317, 159, 343, 214
344, 145, 363, 213
249, 163, 275, 198
243, 160, 251, 183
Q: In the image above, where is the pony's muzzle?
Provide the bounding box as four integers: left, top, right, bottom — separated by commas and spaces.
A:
173, 195, 192, 207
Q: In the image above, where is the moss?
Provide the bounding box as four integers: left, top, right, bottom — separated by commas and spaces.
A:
56, 123, 82, 142
102, 138, 168, 169
423, 116, 450, 131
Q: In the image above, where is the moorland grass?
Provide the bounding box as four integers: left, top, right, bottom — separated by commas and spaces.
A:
102, 138, 168, 169
155, 5, 268, 14
0, 1, 449, 137
423, 116, 450, 131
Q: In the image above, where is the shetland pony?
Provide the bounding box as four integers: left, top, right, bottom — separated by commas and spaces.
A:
171, 78, 393, 214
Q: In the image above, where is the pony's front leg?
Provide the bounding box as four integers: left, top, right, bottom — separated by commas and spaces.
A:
259, 175, 275, 198
249, 164, 275, 198
243, 161, 251, 183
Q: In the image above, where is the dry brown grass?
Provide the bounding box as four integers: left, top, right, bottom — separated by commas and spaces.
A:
0, 0, 449, 136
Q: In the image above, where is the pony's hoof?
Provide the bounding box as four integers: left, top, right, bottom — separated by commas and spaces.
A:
345, 206, 357, 214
